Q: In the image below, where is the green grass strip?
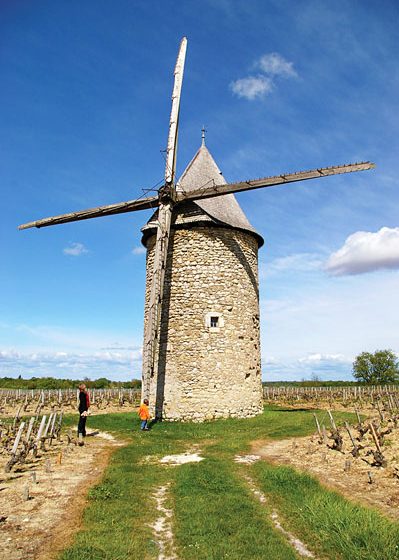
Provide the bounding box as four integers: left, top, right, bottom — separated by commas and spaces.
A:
173, 456, 298, 560
252, 461, 399, 560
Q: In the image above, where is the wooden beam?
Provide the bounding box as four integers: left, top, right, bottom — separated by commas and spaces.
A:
18, 194, 159, 230
176, 161, 376, 203
142, 38, 187, 404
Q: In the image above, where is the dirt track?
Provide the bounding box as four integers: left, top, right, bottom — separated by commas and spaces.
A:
0, 431, 123, 560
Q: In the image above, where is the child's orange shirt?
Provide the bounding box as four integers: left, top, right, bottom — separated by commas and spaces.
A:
138, 403, 150, 420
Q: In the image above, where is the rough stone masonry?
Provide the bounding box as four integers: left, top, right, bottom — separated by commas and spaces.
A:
141, 143, 264, 421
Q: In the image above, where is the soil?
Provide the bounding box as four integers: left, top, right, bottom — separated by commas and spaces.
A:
253, 423, 399, 521
0, 431, 124, 560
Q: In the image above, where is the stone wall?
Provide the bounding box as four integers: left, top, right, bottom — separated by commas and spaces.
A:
143, 223, 263, 422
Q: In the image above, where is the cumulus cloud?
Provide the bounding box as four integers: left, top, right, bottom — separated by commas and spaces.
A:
325, 227, 399, 276
230, 52, 296, 100
262, 353, 353, 382
132, 246, 146, 255
0, 347, 142, 378
230, 75, 273, 100
256, 53, 297, 77
63, 242, 88, 256
298, 353, 348, 365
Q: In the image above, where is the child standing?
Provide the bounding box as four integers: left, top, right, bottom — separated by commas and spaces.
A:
138, 398, 150, 431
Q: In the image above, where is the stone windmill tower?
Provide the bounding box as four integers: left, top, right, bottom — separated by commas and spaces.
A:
141, 136, 264, 421
19, 38, 374, 422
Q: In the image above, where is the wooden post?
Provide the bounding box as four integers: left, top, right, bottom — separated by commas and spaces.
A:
11, 421, 25, 456
327, 409, 337, 431
36, 415, 47, 443
313, 413, 322, 442
369, 423, 382, 454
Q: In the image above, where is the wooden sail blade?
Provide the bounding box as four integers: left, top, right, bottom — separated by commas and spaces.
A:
164, 36, 187, 186
18, 194, 159, 230
142, 38, 187, 403
175, 161, 376, 203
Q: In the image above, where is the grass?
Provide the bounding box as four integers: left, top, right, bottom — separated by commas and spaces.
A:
252, 462, 399, 560
58, 406, 399, 560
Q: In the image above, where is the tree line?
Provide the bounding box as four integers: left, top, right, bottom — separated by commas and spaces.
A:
0, 376, 142, 390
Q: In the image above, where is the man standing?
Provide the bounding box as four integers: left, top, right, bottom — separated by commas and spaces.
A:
78, 383, 90, 445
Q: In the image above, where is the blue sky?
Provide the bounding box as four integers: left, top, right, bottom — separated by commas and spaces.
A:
2, 0, 398, 381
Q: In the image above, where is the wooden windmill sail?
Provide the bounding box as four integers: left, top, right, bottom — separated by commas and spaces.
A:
19, 37, 375, 418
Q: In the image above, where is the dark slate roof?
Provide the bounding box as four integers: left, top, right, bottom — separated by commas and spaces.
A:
141, 144, 264, 247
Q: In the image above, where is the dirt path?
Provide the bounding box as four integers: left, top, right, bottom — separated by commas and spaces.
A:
0, 432, 123, 560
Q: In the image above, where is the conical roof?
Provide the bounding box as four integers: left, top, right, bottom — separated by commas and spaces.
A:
141, 144, 264, 247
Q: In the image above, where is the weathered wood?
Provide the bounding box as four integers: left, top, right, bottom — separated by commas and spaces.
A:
313, 413, 323, 443
25, 417, 36, 442
345, 421, 361, 458
142, 38, 187, 402
35, 415, 47, 443
176, 162, 375, 203
11, 422, 25, 455
369, 422, 382, 453
327, 409, 337, 431
18, 195, 159, 230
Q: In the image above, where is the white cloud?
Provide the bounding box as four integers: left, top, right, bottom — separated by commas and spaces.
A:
298, 353, 348, 365
230, 52, 296, 101
230, 75, 273, 100
0, 347, 142, 379
325, 227, 399, 276
261, 353, 353, 382
261, 252, 323, 278
63, 242, 88, 257
257, 53, 297, 77
132, 246, 146, 255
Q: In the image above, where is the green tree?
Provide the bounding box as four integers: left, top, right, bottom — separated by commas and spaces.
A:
353, 349, 399, 384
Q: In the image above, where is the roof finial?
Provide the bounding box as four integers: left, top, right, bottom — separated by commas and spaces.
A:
201, 125, 207, 146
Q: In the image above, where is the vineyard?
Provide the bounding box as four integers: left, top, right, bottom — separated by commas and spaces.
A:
1, 385, 399, 559
0, 389, 140, 522
263, 384, 399, 412
0, 388, 140, 479
0, 387, 141, 418
0, 389, 125, 560
260, 384, 399, 520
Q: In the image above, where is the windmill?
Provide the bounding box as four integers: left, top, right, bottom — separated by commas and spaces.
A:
19, 37, 375, 421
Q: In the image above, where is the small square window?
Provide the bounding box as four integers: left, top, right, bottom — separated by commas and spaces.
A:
205, 311, 224, 329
